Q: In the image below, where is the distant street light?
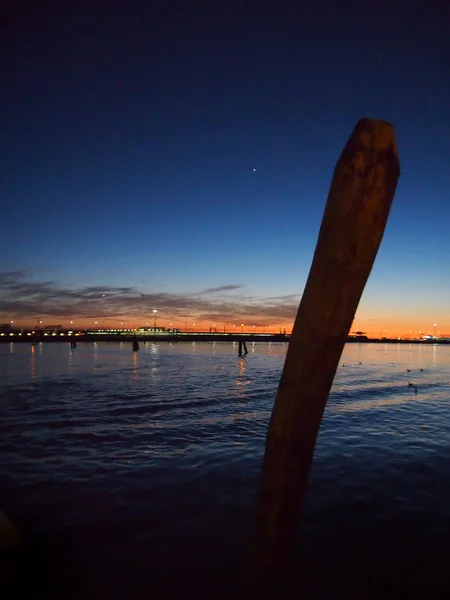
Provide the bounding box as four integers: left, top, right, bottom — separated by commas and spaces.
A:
153, 309, 158, 330
433, 323, 438, 337
241, 323, 244, 334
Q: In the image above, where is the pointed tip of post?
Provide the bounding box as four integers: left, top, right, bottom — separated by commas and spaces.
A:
358, 117, 394, 128
353, 118, 398, 159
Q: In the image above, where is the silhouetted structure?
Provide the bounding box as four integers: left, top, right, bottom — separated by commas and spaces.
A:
238, 339, 248, 356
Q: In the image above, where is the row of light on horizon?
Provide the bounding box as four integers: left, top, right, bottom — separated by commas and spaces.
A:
7, 318, 278, 332
6, 318, 442, 335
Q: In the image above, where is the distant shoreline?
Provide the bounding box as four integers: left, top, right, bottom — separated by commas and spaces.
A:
0, 332, 448, 345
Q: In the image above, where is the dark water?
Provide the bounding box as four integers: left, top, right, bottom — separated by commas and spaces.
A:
1, 341, 450, 598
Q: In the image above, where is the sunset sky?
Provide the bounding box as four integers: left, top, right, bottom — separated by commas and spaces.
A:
1, 1, 449, 336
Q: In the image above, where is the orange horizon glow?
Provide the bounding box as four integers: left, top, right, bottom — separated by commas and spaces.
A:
3, 315, 449, 338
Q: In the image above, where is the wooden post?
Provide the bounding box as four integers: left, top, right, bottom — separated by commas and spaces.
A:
244, 118, 400, 598
238, 340, 248, 356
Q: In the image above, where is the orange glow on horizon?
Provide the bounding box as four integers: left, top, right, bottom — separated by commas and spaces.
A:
3, 314, 449, 337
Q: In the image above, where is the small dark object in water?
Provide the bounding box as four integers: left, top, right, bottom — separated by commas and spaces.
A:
420, 368, 423, 371
70, 340, 77, 349
407, 369, 411, 372
132, 338, 139, 352
408, 382, 413, 387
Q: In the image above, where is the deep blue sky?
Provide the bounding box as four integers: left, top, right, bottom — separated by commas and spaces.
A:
1, 0, 449, 332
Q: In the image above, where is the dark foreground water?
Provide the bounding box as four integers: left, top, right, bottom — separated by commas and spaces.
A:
1, 341, 450, 599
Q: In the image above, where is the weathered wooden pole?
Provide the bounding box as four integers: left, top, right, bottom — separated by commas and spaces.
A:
244, 118, 400, 598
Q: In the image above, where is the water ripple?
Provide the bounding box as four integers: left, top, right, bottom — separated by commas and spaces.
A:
1, 341, 450, 598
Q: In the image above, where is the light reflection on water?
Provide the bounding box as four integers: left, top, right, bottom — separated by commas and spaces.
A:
1, 341, 450, 599
30, 344, 36, 379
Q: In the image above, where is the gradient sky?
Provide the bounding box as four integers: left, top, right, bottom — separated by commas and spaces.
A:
1, 0, 449, 335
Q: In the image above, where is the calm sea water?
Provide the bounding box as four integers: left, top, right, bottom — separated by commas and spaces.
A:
1, 341, 450, 599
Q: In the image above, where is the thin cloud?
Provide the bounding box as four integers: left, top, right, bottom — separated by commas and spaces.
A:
0, 272, 299, 323
0, 270, 29, 286
196, 284, 244, 295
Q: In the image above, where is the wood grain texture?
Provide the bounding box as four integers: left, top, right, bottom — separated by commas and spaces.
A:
244, 118, 400, 598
